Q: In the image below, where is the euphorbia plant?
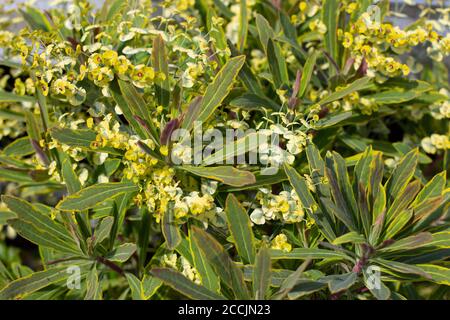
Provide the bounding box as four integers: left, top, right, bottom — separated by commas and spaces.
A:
0, 0, 448, 300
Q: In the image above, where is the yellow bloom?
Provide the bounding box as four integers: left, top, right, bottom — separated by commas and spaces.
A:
271, 234, 292, 252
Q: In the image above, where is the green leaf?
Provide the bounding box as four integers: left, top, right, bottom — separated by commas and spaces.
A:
237, 0, 249, 51
161, 201, 181, 250
190, 226, 250, 299
0, 262, 91, 299
3, 136, 34, 157
385, 180, 421, 225
267, 39, 289, 88
85, 266, 102, 300
416, 264, 450, 285
225, 194, 256, 264
0, 91, 36, 103
110, 81, 149, 140
374, 258, 430, 278
151, 268, 225, 300
188, 231, 221, 293
182, 55, 245, 130
152, 35, 170, 108
253, 246, 271, 300
106, 243, 136, 263
203, 132, 260, 165
229, 93, 280, 111
142, 275, 162, 300
3, 196, 82, 255
332, 232, 366, 245
315, 111, 353, 129
322, 0, 339, 72
19, 5, 52, 32
412, 171, 446, 206
284, 163, 336, 241
56, 182, 138, 211
50, 127, 118, 154
328, 272, 358, 294
125, 273, 144, 300
318, 77, 371, 106
177, 166, 255, 187
385, 149, 419, 203
255, 14, 275, 52
380, 232, 433, 252
299, 51, 318, 98
92, 216, 114, 247
384, 209, 413, 240
61, 157, 82, 194
270, 248, 352, 261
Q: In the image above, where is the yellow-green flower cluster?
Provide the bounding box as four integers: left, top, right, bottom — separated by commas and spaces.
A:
339, 13, 448, 76
250, 188, 305, 225
161, 253, 202, 285
421, 134, 450, 154
91, 114, 159, 182
270, 234, 292, 252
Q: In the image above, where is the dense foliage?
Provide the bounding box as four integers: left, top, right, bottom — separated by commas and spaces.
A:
0, 0, 449, 300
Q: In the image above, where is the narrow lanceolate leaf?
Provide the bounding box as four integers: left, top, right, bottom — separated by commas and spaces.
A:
332, 232, 366, 245
50, 127, 119, 155
322, 0, 339, 71
161, 201, 181, 250
152, 35, 170, 108
110, 81, 148, 140
0, 262, 91, 300
412, 171, 446, 206
203, 132, 260, 166
182, 56, 245, 130
318, 77, 370, 106
142, 275, 163, 300
191, 226, 250, 299
379, 232, 433, 252
267, 39, 289, 88
188, 231, 221, 293
417, 264, 450, 285
177, 166, 255, 187
85, 266, 102, 300
328, 272, 358, 294
385, 180, 421, 225
151, 268, 225, 300
2, 196, 81, 255
106, 243, 136, 262
50, 127, 96, 149
255, 13, 275, 52
299, 51, 318, 98
118, 80, 159, 143
3, 136, 34, 156
125, 273, 144, 300
61, 157, 82, 194
253, 247, 271, 300
237, 0, 249, 51
92, 216, 114, 247
57, 182, 138, 211
385, 149, 419, 203
0, 91, 36, 103
284, 163, 336, 241
230, 93, 281, 111
225, 194, 256, 264
374, 258, 430, 278
384, 209, 413, 240
270, 248, 351, 261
